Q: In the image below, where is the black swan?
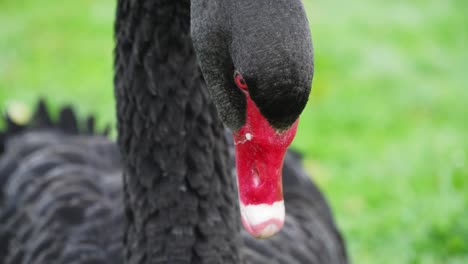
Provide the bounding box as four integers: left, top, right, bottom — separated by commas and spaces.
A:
0, 0, 348, 263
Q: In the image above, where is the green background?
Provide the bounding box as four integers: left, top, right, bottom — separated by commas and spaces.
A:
1, 0, 467, 263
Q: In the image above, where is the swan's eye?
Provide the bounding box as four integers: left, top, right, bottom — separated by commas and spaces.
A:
234, 72, 248, 91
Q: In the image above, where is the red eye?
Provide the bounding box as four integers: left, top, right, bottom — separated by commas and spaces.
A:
234, 72, 248, 91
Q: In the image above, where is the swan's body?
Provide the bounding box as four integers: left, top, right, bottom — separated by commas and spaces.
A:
0, 104, 346, 263
0, 106, 123, 263
0, 0, 348, 263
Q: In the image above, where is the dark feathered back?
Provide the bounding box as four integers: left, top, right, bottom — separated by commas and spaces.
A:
0, 101, 122, 264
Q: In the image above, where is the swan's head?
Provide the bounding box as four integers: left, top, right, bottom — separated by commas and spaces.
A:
191, 0, 313, 238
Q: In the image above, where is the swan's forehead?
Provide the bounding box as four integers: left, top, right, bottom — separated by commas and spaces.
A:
230, 0, 311, 60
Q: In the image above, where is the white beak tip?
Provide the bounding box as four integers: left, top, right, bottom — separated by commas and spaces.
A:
240, 200, 285, 239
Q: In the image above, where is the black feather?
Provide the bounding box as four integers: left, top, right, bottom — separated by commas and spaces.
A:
0, 100, 121, 264
58, 106, 79, 134
30, 99, 53, 128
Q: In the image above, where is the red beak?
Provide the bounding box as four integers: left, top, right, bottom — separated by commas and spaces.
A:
233, 94, 298, 238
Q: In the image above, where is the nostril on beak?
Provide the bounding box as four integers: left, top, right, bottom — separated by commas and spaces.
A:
252, 166, 260, 187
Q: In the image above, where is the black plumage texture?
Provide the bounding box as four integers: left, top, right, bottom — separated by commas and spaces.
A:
115, 0, 244, 261
0, 102, 123, 264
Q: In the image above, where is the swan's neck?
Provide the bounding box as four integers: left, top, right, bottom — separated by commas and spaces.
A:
115, 1, 242, 263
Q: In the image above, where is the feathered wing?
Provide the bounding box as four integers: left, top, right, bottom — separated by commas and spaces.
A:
0, 101, 123, 264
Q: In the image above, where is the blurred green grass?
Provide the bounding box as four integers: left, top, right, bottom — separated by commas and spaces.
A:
0, 0, 467, 263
